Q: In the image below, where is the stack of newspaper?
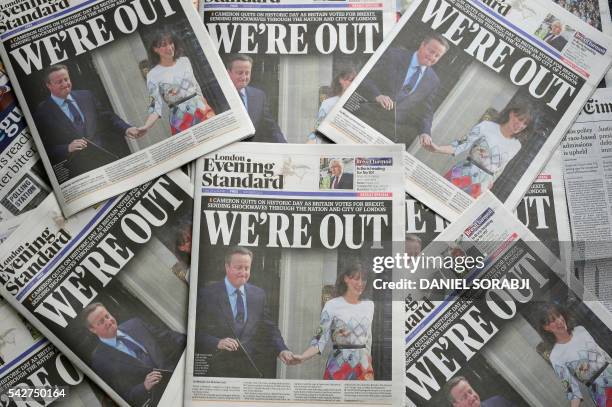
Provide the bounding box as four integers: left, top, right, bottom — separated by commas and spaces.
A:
0, 0, 610, 406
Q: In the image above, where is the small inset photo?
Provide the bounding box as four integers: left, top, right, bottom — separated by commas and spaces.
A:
536, 14, 573, 52
319, 157, 355, 190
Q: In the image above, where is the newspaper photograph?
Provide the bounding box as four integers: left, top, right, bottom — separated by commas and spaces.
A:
396, 0, 612, 34
318, 0, 612, 221
0, 170, 193, 407
0, 296, 119, 407
551, 0, 611, 31
0, 0, 254, 217
199, 0, 396, 144
561, 87, 612, 307
0, 63, 50, 222
185, 143, 405, 406
574, 257, 612, 311
548, 0, 612, 85
400, 191, 612, 406
396, 0, 612, 88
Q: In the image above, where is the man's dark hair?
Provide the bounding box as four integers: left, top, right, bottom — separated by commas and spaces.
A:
224, 246, 253, 265
82, 302, 105, 327
422, 33, 450, 51
44, 64, 69, 83
445, 376, 468, 405
226, 54, 253, 71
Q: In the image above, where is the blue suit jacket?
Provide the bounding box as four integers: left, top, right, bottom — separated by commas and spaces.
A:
481, 395, 516, 407
245, 86, 287, 143
359, 47, 441, 137
196, 281, 288, 377
90, 318, 185, 407
33, 90, 131, 173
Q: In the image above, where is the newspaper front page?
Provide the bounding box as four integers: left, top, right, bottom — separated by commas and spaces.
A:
401, 191, 612, 406
396, 0, 612, 85
185, 143, 405, 406
199, 0, 396, 145
397, 0, 612, 33
406, 149, 572, 269
319, 0, 612, 221
561, 87, 612, 307
0, 296, 119, 407
0, 0, 254, 217
0, 64, 50, 221
0, 170, 193, 407
561, 87, 612, 260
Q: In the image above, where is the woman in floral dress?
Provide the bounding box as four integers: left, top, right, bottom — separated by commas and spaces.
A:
421, 104, 533, 198
139, 31, 215, 135
294, 263, 374, 380
537, 303, 612, 407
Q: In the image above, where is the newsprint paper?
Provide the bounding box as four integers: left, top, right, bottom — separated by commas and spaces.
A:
402, 191, 612, 406
561, 87, 612, 261
561, 87, 612, 307
0, 64, 50, 221
0, 213, 25, 245
0, 0, 253, 217
200, 0, 396, 144
0, 296, 117, 407
0, 170, 193, 407
396, 0, 612, 84
406, 148, 572, 270
185, 143, 405, 406
514, 148, 572, 274
318, 0, 612, 221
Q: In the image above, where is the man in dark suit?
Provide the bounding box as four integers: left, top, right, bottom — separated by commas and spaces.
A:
34, 64, 143, 181
329, 158, 354, 189
544, 20, 568, 52
84, 303, 185, 407
356, 34, 449, 148
446, 376, 516, 407
226, 55, 287, 143
195, 247, 295, 378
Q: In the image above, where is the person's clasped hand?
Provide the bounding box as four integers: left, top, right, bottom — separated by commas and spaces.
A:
143, 370, 162, 391
68, 138, 88, 152
375, 95, 394, 110
125, 127, 147, 139
217, 337, 239, 352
